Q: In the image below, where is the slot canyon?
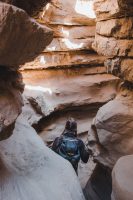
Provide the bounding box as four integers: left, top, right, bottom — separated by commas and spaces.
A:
0, 0, 133, 200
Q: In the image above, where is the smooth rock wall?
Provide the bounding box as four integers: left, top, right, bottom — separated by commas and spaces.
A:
0, 115, 85, 200
112, 155, 133, 200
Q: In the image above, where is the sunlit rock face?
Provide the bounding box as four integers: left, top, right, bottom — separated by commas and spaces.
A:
22, 69, 120, 127
1, 0, 51, 16
93, 0, 133, 81
112, 155, 133, 200
0, 115, 85, 200
40, 0, 96, 25
0, 2, 53, 68
94, 0, 133, 21
22, 0, 107, 70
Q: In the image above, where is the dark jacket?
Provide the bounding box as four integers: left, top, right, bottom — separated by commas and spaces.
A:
52, 131, 89, 164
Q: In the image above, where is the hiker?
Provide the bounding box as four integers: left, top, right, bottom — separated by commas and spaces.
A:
52, 118, 91, 173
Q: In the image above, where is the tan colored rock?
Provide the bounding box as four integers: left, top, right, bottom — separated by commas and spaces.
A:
39, 0, 96, 26
0, 3, 53, 67
0, 67, 23, 140
22, 52, 106, 69
1, 0, 51, 16
22, 69, 120, 126
96, 17, 133, 39
93, 34, 133, 57
48, 25, 95, 39
92, 89, 133, 168
121, 59, 133, 83
104, 58, 121, 76
112, 155, 133, 200
94, 0, 133, 21
44, 38, 94, 52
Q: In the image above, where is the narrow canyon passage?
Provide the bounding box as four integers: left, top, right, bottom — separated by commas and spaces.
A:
0, 0, 133, 200
21, 67, 118, 192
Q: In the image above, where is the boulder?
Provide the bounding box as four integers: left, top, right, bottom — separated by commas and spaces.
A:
91, 89, 133, 168
94, 0, 133, 21
112, 155, 133, 200
0, 115, 85, 200
0, 2, 53, 67
1, 0, 51, 16
93, 34, 133, 57
96, 17, 133, 39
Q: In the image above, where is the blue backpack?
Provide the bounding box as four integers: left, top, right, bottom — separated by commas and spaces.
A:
58, 136, 80, 164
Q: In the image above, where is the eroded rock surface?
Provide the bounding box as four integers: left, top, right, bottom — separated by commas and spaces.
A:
93, 0, 133, 82
0, 115, 85, 200
90, 88, 133, 169
94, 0, 133, 21
22, 69, 120, 127
1, 0, 51, 16
22, 0, 103, 70
0, 2, 53, 67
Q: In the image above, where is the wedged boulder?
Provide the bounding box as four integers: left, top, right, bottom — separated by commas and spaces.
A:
92, 88, 133, 168
48, 25, 95, 39
22, 52, 106, 69
0, 2, 53, 67
39, 0, 96, 26
112, 155, 133, 200
121, 59, 133, 83
0, 67, 23, 140
96, 17, 133, 39
93, 34, 133, 57
22, 69, 120, 126
1, 0, 51, 16
94, 0, 133, 21
0, 115, 85, 200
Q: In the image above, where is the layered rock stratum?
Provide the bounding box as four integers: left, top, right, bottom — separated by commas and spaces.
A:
85, 0, 133, 199
91, 0, 133, 169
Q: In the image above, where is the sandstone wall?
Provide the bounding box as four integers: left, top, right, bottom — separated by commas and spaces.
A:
22, 0, 120, 130
0, 2, 52, 139
93, 0, 133, 82
85, 1, 133, 199
22, 0, 107, 69
88, 0, 133, 168
0, 2, 86, 200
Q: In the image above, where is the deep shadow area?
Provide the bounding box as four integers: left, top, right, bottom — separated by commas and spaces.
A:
84, 164, 112, 200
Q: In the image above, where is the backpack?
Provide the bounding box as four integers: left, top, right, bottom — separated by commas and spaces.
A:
58, 136, 80, 165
